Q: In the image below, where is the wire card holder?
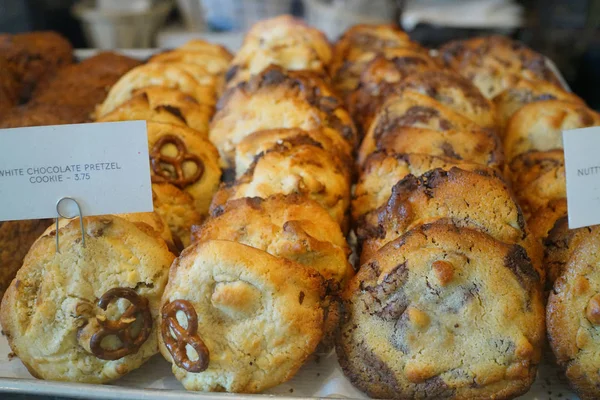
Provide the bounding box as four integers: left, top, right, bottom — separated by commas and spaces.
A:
55, 196, 85, 253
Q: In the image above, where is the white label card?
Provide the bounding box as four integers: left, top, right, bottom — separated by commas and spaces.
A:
0, 121, 153, 221
563, 126, 600, 229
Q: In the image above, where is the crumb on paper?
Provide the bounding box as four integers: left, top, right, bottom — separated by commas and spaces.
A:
8, 352, 16, 360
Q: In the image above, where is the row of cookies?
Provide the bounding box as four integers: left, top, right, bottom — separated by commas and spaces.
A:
160, 16, 357, 392
94, 40, 234, 248
442, 36, 600, 400
0, 38, 231, 384
334, 28, 546, 398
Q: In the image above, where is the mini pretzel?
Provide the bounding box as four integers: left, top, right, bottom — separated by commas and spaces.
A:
150, 135, 205, 188
161, 300, 209, 372
89, 288, 153, 360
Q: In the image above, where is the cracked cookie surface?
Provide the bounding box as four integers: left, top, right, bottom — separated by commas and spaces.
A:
337, 223, 544, 399
158, 239, 326, 393
0, 216, 175, 383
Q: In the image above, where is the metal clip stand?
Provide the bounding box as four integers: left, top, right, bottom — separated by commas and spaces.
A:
55, 196, 85, 253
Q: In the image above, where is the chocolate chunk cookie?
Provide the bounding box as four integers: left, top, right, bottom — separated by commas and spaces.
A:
337, 223, 544, 399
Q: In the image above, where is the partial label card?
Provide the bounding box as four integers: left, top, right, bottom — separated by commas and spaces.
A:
0, 121, 153, 221
564, 126, 600, 229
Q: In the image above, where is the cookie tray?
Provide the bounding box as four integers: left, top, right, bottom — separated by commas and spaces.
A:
0, 48, 576, 399
0, 333, 581, 399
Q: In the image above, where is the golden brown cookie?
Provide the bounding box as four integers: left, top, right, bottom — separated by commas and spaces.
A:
193, 195, 353, 286
0, 103, 90, 127
527, 198, 567, 243
357, 167, 542, 279
96, 63, 216, 118
234, 127, 353, 178
158, 239, 327, 392
352, 152, 482, 222
331, 24, 423, 97
504, 100, 600, 162
440, 35, 562, 98
152, 183, 203, 249
147, 122, 221, 215
118, 211, 177, 254
226, 15, 332, 87
210, 66, 358, 168
0, 216, 175, 383
397, 70, 498, 130
507, 150, 565, 219
0, 219, 52, 301
493, 78, 585, 131
98, 87, 212, 137
149, 40, 233, 92
347, 49, 440, 132
24, 52, 140, 123
337, 223, 544, 399
0, 31, 73, 101
547, 226, 600, 400
210, 139, 351, 230
358, 91, 495, 165
0, 55, 19, 109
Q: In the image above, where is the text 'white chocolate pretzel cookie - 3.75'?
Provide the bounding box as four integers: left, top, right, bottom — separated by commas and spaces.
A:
158, 240, 328, 393
0, 216, 175, 383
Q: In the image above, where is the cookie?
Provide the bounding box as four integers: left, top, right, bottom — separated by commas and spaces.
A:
398, 70, 498, 130
358, 91, 491, 165
347, 49, 440, 131
158, 239, 326, 392
193, 195, 353, 286
331, 24, 422, 97
234, 127, 353, 179
226, 15, 332, 88
118, 211, 178, 254
507, 150, 565, 219
0, 216, 175, 383
96, 63, 216, 118
210, 66, 358, 168
150, 40, 233, 92
210, 139, 351, 230
152, 183, 203, 249
440, 35, 562, 98
493, 78, 585, 131
147, 122, 221, 215
0, 103, 89, 128
0, 55, 19, 109
504, 100, 600, 162
357, 167, 542, 279
98, 87, 212, 137
0, 31, 73, 101
547, 226, 600, 400
0, 219, 52, 301
337, 223, 544, 399
30, 52, 140, 119
352, 152, 481, 222
543, 215, 591, 287
177, 39, 234, 61
527, 198, 567, 242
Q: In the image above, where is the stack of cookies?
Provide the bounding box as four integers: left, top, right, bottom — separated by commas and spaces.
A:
95, 40, 233, 248
442, 36, 600, 400
337, 28, 546, 399
159, 16, 355, 393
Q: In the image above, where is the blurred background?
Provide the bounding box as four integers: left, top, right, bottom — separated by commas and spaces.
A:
0, 0, 598, 109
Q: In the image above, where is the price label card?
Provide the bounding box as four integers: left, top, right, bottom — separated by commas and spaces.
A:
564, 126, 600, 229
0, 121, 153, 221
